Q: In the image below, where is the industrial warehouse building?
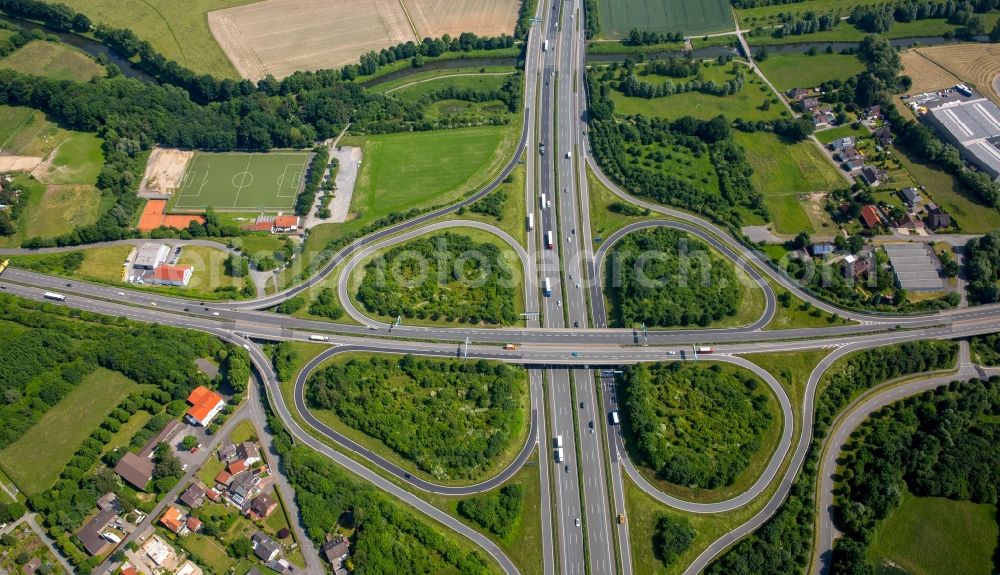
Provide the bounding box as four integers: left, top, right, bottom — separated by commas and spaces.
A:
924, 90, 1000, 181
883, 243, 944, 292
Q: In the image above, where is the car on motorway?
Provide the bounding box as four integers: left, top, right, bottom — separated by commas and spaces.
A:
66, 283, 72, 287
150, 302, 156, 306
117, 292, 124, 296
579, 401, 585, 409
571, 352, 580, 357
564, 465, 569, 473
575, 518, 581, 527
404, 472, 411, 479
212, 311, 220, 316
589, 420, 594, 429
667, 351, 677, 355
573, 320, 579, 327
618, 514, 626, 524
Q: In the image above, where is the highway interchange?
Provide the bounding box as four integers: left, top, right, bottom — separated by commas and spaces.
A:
2, 1, 1000, 574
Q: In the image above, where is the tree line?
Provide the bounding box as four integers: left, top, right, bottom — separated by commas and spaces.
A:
849, 0, 997, 37
609, 227, 744, 329
618, 67, 746, 99
707, 341, 957, 574
457, 484, 524, 539
307, 354, 525, 481
621, 362, 774, 489
295, 147, 329, 216
266, 415, 497, 574
964, 230, 1000, 304
829, 377, 1000, 575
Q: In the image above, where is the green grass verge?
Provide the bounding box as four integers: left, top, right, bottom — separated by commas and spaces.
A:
869, 491, 998, 575
0, 368, 147, 495
344, 123, 518, 222
587, 164, 657, 240
55, 0, 254, 78
733, 131, 844, 235
444, 162, 528, 248
756, 51, 864, 93
0, 40, 105, 82
383, 70, 514, 100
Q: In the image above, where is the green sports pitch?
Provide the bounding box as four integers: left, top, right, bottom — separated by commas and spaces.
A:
170, 152, 311, 211
598, 0, 735, 39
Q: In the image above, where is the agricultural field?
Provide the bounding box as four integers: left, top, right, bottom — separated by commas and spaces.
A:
598, 0, 734, 39
733, 132, 844, 235
0, 40, 105, 82
903, 44, 1000, 107
610, 62, 786, 122
169, 151, 310, 212
869, 493, 997, 575
345, 124, 517, 221
0, 368, 143, 496
0, 105, 69, 158
54, 0, 255, 78
756, 51, 865, 93
208, 0, 519, 80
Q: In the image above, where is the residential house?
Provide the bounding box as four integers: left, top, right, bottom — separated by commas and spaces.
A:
115, 452, 154, 492
218, 442, 238, 462
179, 482, 206, 509
844, 254, 874, 281
96, 492, 119, 512
237, 442, 261, 466
812, 108, 836, 127
829, 137, 855, 151
175, 561, 204, 575
160, 506, 187, 535
800, 97, 820, 112
146, 265, 193, 287
900, 187, 922, 206
321, 535, 351, 572
874, 126, 892, 148
228, 459, 247, 476
926, 203, 952, 229
860, 165, 884, 186
842, 156, 864, 171
228, 472, 261, 508
185, 516, 203, 534
185, 386, 224, 427
836, 145, 862, 163
205, 488, 223, 503
214, 470, 233, 489
865, 104, 882, 120
141, 535, 178, 570
248, 493, 278, 520
120, 565, 139, 575
252, 531, 282, 562
897, 213, 925, 230
810, 243, 836, 257
787, 87, 809, 100
77, 509, 117, 556
265, 558, 298, 574
860, 204, 883, 228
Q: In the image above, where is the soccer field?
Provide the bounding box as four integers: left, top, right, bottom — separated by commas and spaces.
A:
598, 0, 734, 38
171, 152, 311, 211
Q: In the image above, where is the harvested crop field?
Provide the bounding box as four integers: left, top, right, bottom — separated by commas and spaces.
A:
900, 49, 961, 95
208, 0, 519, 80
904, 44, 1000, 107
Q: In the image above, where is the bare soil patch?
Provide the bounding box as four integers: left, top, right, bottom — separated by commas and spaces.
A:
208, 0, 518, 80
0, 155, 42, 172
139, 148, 194, 197
903, 44, 1000, 106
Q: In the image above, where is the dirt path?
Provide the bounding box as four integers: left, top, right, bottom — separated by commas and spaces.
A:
384, 71, 514, 94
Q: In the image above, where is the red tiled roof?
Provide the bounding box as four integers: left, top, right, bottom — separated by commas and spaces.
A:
122, 568, 138, 575
152, 265, 192, 282
186, 386, 223, 424
249, 221, 272, 232
186, 516, 202, 532
860, 205, 882, 227
160, 506, 185, 533
228, 460, 246, 475
215, 470, 232, 485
